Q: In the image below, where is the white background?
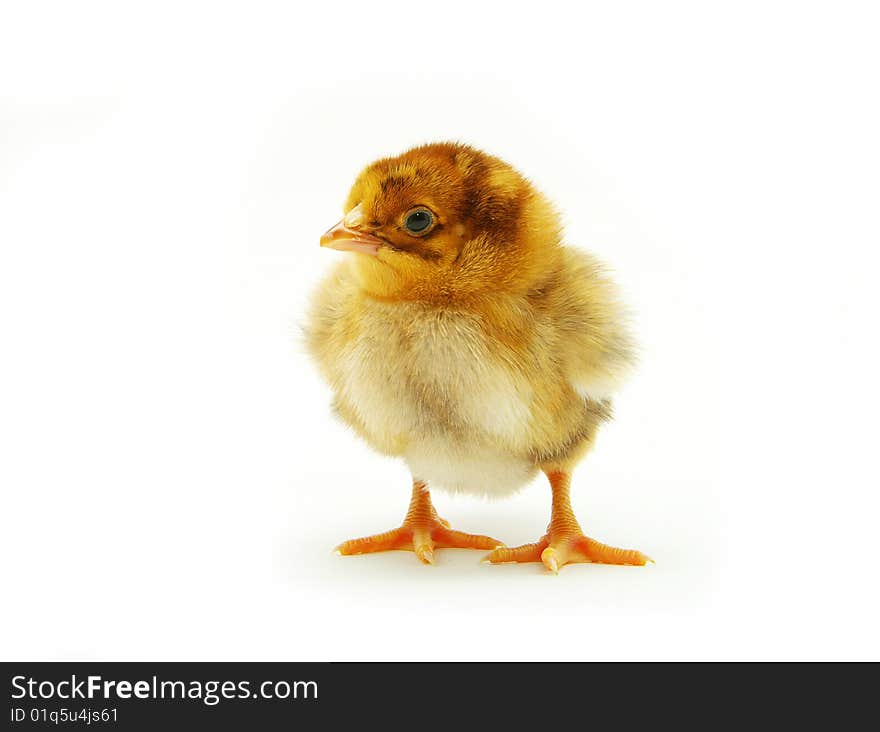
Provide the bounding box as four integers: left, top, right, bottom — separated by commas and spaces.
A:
1, 1, 878, 660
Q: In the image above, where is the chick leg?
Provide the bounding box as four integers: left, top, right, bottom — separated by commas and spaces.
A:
335, 479, 503, 564
485, 470, 651, 573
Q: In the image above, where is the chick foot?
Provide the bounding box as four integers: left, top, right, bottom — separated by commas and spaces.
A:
484, 469, 651, 573
486, 532, 651, 573
335, 480, 503, 564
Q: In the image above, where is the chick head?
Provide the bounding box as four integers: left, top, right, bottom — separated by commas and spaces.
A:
320, 142, 561, 301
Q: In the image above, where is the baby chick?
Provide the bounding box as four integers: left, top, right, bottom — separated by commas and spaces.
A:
306, 142, 650, 573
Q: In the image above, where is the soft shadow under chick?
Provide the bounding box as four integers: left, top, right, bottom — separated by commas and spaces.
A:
305, 142, 650, 573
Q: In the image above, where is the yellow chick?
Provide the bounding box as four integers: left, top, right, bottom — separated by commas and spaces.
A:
306, 142, 650, 573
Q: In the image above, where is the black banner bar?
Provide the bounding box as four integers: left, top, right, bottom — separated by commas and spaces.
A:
2, 662, 872, 728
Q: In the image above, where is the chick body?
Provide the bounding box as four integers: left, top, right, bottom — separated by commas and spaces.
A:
308, 246, 633, 498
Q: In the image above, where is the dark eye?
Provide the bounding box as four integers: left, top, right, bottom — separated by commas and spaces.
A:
404, 209, 433, 234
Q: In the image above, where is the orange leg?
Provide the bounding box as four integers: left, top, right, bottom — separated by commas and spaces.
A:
336, 480, 504, 564
485, 470, 651, 573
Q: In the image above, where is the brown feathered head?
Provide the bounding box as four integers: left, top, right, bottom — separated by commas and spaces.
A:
320, 142, 561, 302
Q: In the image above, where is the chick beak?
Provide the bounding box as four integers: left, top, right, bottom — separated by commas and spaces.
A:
320, 205, 384, 256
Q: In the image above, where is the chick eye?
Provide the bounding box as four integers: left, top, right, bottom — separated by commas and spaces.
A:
404, 209, 433, 235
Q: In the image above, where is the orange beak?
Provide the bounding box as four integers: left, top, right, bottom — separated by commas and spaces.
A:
319, 205, 384, 256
